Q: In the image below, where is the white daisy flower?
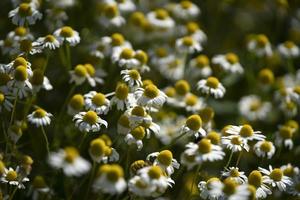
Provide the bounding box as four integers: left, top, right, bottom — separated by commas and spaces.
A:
121, 69, 143, 88
30, 176, 52, 200
128, 175, 155, 197
184, 139, 225, 164
69, 64, 104, 87
116, 0, 136, 13
30, 69, 53, 93
170, 1, 200, 20
247, 170, 272, 199
8, 124, 23, 144
183, 22, 207, 43
0, 167, 29, 189
278, 41, 300, 58
147, 9, 175, 29
198, 177, 222, 200
93, 164, 126, 194
117, 114, 131, 135
84, 91, 110, 115
275, 125, 295, 150
0, 90, 14, 112
98, 4, 125, 28
147, 150, 180, 176
89, 138, 119, 164
222, 135, 249, 152
254, 140, 276, 159
48, 147, 91, 177
181, 114, 206, 138
8, 3, 42, 26
124, 126, 146, 151
225, 124, 266, 143
135, 84, 167, 109
54, 26, 80, 46
183, 93, 206, 113
157, 56, 185, 81
287, 175, 300, 197
188, 55, 212, 78
175, 36, 202, 54
238, 95, 271, 121
180, 151, 197, 170
7, 26, 34, 42
281, 163, 300, 178
110, 83, 136, 111
34, 34, 60, 50
112, 47, 139, 69
212, 53, 244, 74
221, 167, 248, 184
259, 166, 293, 191
7, 56, 33, 77
68, 94, 85, 116
73, 110, 108, 133
247, 34, 272, 57
8, 65, 32, 99
27, 108, 52, 127
197, 77, 226, 99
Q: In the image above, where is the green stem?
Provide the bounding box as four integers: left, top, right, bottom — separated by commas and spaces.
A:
286, 58, 294, 74
79, 131, 87, 150
225, 151, 234, 169
189, 164, 201, 200
65, 43, 72, 71
9, 91, 19, 127
41, 126, 50, 156
84, 161, 97, 199
235, 151, 243, 167
9, 186, 18, 200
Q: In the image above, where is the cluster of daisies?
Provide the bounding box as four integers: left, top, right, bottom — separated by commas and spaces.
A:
0, 0, 300, 200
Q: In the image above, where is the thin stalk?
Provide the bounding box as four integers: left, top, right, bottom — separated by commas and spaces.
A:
235, 151, 243, 167
79, 131, 87, 150
84, 161, 97, 199
41, 126, 50, 156
9, 91, 19, 127
9, 186, 18, 200
189, 164, 201, 200
225, 151, 234, 169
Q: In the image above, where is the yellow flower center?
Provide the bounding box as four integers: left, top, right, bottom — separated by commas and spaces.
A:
225, 53, 239, 64
181, 0, 193, 9
83, 111, 98, 125
206, 131, 220, 145
118, 114, 130, 128
33, 176, 46, 189
186, 114, 202, 131
279, 126, 293, 139
293, 85, 300, 94
186, 22, 199, 34
155, 9, 169, 20
155, 47, 168, 58
92, 93, 106, 106
84, 64, 95, 77
249, 101, 261, 111
206, 77, 220, 89
256, 34, 269, 47
222, 178, 237, 195
6, 170, 18, 181
128, 69, 140, 80
99, 134, 112, 146
175, 80, 190, 96
157, 150, 173, 166
129, 12, 145, 26
74, 64, 88, 77
19, 39, 32, 53
258, 69, 274, 85
97, 164, 110, 177
135, 180, 148, 189
185, 94, 197, 106
165, 87, 176, 97
15, 27, 27, 36
198, 139, 212, 154
284, 41, 295, 49
69, 94, 84, 110
199, 107, 214, 123
195, 55, 209, 68
30, 69, 44, 86
106, 165, 124, 182
260, 141, 272, 152
111, 33, 125, 46
90, 139, 106, 156
285, 120, 299, 131
148, 166, 163, 179
248, 170, 262, 188
239, 124, 254, 138
248, 185, 257, 200
22, 155, 33, 165
184, 154, 195, 162
0, 93, 5, 105
142, 79, 153, 88
104, 5, 118, 18
33, 108, 47, 118
182, 36, 194, 47
131, 126, 145, 140
44, 35, 56, 43
231, 136, 242, 145
131, 106, 145, 117
18, 3, 32, 17
230, 169, 240, 177
270, 168, 283, 181
115, 83, 129, 100
144, 84, 159, 99
207, 177, 220, 190
283, 166, 294, 177
14, 65, 28, 81
60, 26, 74, 38
120, 48, 134, 60
134, 51, 148, 64
64, 147, 79, 163
0, 73, 11, 86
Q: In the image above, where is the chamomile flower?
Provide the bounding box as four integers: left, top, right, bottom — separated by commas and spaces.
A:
27, 108, 52, 127
110, 83, 136, 110
247, 34, 273, 57
98, 4, 125, 27
254, 140, 276, 159
30, 69, 53, 93
73, 110, 108, 133
197, 77, 226, 98
188, 54, 212, 78
170, 1, 200, 21
8, 124, 23, 143
128, 175, 155, 197
183, 93, 205, 113
259, 166, 293, 191
181, 114, 206, 138
89, 138, 119, 163
7, 56, 33, 77
183, 22, 207, 43
48, 147, 91, 177
147, 150, 180, 176
112, 47, 138, 69
176, 36, 202, 54
68, 94, 85, 115
117, 114, 131, 135
121, 69, 143, 88
222, 135, 248, 152
69, 64, 104, 87
281, 163, 299, 178
287, 175, 300, 197
8, 65, 32, 98
7, 26, 33, 42
9, 3, 42, 26
0, 90, 13, 112
30, 176, 51, 200
278, 41, 300, 58
147, 9, 175, 29
212, 53, 244, 74
180, 151, 197, 170
93, 164, 126, 194
0, 167, 29, 189
275, 125, 295, 149
221, 167, 248, 184
34, 34, 60, 50
184, 139, 225, 164
84, 91, 110, 115
54, 26, 80, 46
198, 177, 222, 200
126, 106, 151, 127
135, 84, 167, 109
247, 170, 272, 199
226, 124, 265, 143
124, 126, 146, 151
238, 95, 271, 121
